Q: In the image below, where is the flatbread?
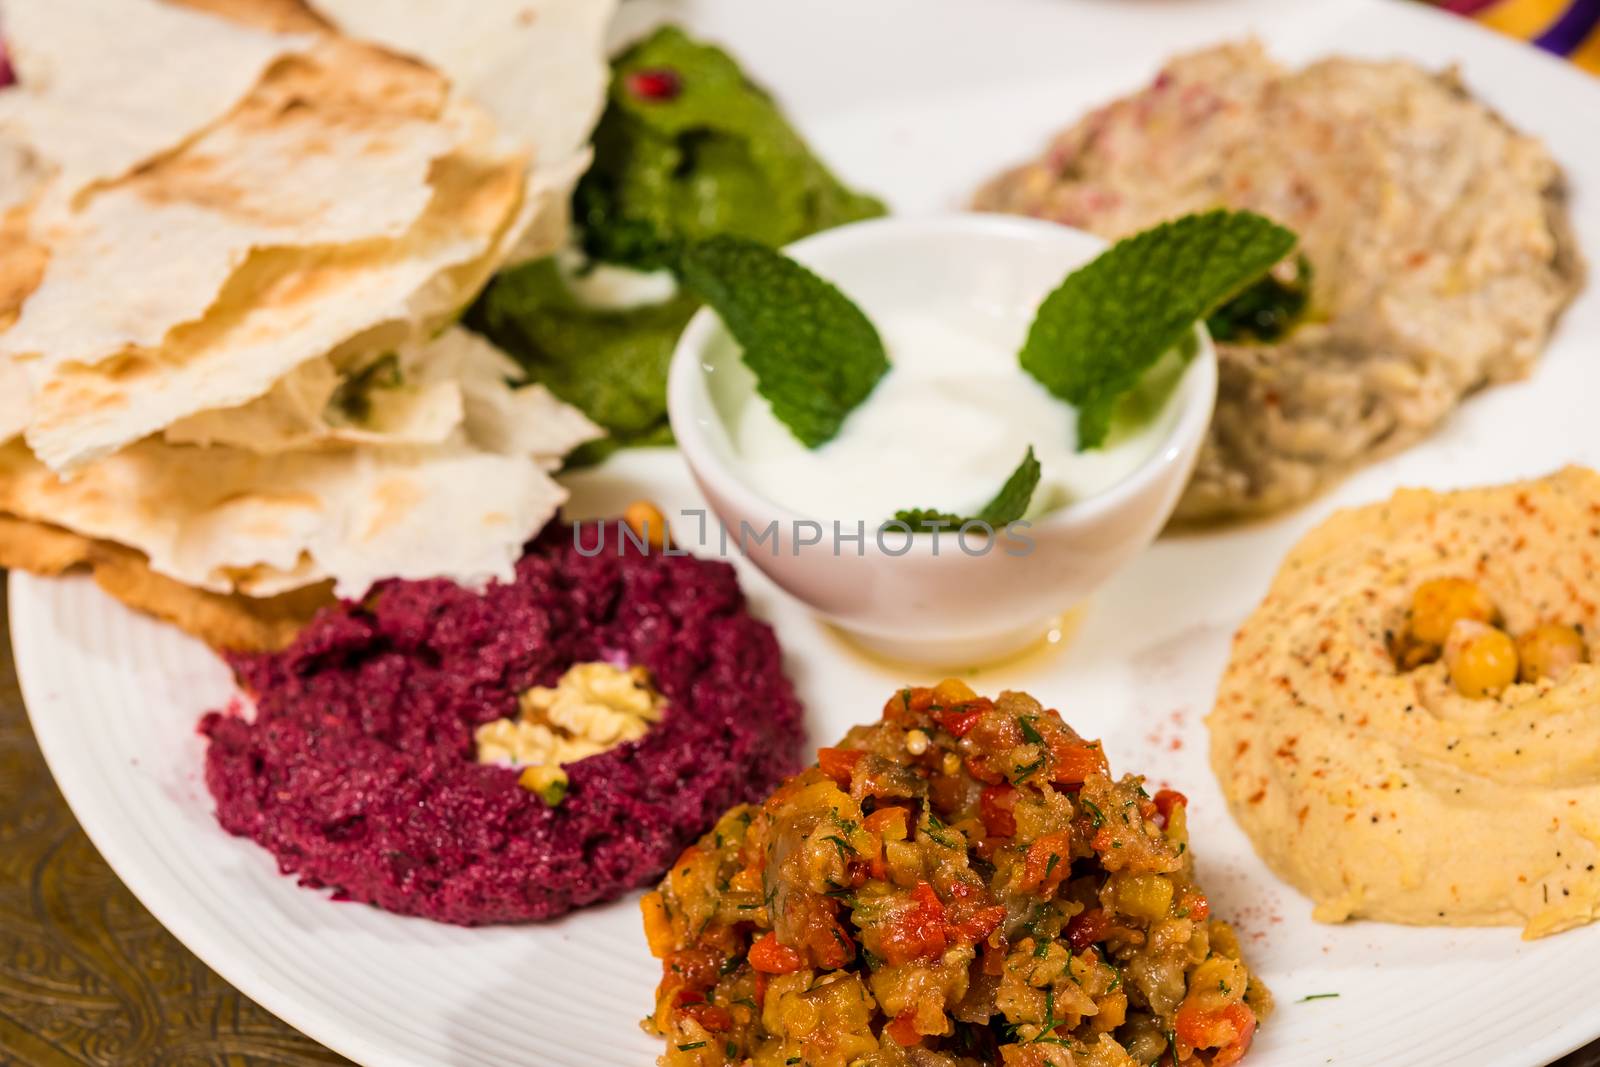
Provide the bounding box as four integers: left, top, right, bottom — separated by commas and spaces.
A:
431, 328, 604, 460
161, 326, 602, 458
170, 0, 330, 35
0, 331, 598, 599
0, 432, 567, 600
2, 34, 455, 379
0, 512, 333, 650
161, 356, 464, 453
21, 100, 528, 472
0, 140, 48, 439
312, 0, 618, 262
0, 511, 94, 576
0, 0, 314, 205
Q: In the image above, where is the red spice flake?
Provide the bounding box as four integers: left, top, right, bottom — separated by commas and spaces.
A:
817, 747, 864, 788
1234, 740, 1251, 757
626, 68, 682, 101
1247, 788, 1267, 805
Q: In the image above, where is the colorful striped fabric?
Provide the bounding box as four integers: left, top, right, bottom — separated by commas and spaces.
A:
1441, 0, 1600, 71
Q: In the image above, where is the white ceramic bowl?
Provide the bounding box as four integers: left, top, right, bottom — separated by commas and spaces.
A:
668, 213, 1216, 666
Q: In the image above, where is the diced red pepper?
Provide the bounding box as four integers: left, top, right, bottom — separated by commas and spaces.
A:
1048, 736, 1109, 786
980, 939, 1009, 976
883, 687, 934, 724
864, 805, 909, 839
1180, 890, 1210, 922
979, 784, 1018, 838
1020, 831, 1073, 893
817, 747, 865, 788
1066, 907, 1113, 953
1175, 1000, 1256, 1066
863, 807, 905, 882
878, 881, 948, 965
802, 909, 856, 970
931, 699, 991, 737
948, 900, 1006, 946
678, 1002, 734, 1032
963, 753, 1007, 785
1153, 788, 1188, 828
885, 1010, 923, 1047
747, 931, 804, 974
662, 946, 722, 994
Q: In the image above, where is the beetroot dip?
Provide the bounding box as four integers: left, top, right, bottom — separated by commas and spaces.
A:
200, 524, 804, 925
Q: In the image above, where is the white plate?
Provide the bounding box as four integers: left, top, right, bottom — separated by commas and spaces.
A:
13, 1, 1600, 1064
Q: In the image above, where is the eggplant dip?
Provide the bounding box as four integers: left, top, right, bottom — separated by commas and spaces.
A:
977, 42, 1581, 523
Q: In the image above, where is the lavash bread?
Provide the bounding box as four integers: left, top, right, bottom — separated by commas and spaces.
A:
0, 0, 615, 648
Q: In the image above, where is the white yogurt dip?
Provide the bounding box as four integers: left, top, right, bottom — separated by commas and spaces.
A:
707, 308, 1186, 524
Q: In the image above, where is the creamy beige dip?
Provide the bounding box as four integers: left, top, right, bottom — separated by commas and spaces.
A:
1209, 468, 1600, 938
978, 42, 1581, 522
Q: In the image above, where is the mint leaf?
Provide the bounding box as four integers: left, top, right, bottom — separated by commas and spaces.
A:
975, 446, 1042, 525
894, 447, 1040, 529
1206, 253, 1313, 343
894, 508, 964, 528
678, 235, 888, 448
1020, 210, 1297, 450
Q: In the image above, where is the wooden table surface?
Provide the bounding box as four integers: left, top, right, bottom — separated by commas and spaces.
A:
0, 575, 1594, 1066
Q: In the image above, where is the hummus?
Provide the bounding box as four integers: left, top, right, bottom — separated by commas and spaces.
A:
976, 42, 1581, 522
1209, 468, 1600, 938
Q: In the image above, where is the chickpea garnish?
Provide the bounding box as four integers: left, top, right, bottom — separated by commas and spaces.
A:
623, 500, 670, 548
1444, 620, 1518, 699
1516, 623, 1588, 684
1410, 577, 1496, 646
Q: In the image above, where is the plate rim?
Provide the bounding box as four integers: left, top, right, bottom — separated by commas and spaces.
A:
12, 0, 1600, 1063
10, 569, 410, 1067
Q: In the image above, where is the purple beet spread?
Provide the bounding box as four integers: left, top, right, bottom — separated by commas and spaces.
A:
200, 525, 804, 925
